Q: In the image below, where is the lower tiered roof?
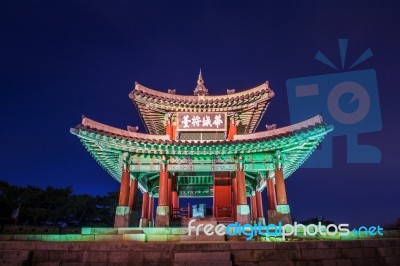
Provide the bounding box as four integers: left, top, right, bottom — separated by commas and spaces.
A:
71, 115, 332, 197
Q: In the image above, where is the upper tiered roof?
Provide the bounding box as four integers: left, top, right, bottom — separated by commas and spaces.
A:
129, 72, 274, 135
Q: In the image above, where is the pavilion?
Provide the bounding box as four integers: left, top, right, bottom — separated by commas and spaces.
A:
71, 71, 333, 228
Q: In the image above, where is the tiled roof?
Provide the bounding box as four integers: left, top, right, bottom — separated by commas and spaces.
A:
129, 82, 274, 135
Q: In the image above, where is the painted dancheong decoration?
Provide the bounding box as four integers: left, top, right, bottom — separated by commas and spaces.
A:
71, 71, 333, 228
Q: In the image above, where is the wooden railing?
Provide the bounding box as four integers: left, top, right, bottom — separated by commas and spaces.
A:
172, 203, 191, 219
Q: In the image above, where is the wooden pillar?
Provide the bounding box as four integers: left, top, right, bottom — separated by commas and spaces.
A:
171, 116, 177, 140
158, 171, 168, 206
148, 195, 154, 227
275, 166, 288, 205
171, 175, 179, 211
114, 164, 131, 227
165, 119, 174, 140
269, 163, 292, 224
212, 178, 216, 217
167, 176, 172, 208
231, 172, 237, 218
250, 193, 257, 222
236, 162, 250, 224
155, 160, 170, 227
267, 178, 277, 211
140, 192, 149, 227
256, 191, 264, 218
128, 178, 138, 211
227, 117, 237, 141
236, 170, 247, 205
118, 166, 130, 206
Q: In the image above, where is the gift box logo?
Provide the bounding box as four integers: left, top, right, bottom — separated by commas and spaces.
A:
286, 39, 382, 168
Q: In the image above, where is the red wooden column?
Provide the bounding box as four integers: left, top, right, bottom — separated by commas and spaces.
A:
165, 119, 173, 140
167, 176, 172, 209
155, 157, 170, 227
275, 166, 288, 205
267, 178, 277, 211
171, 175, 179, 213
140, 192, 149, 227
250, 192, 257, 223
231, 172, 237, 219
148, 195, 154, 227
118, 166, 130, 206
227, 117, 237, 141
273, 163, 292, 224
172, 116, 177, 140
127, 177, 139, 226
256, 191, 265, 225
128, 178, 138, 211
236, 159, 250, 224
114, 164, 131, 227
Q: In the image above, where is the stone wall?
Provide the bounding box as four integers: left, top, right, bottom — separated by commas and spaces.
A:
0, 239, 399, 265
1, 225, 81, 235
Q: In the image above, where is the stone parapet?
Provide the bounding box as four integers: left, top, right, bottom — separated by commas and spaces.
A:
0, 239, 400, 265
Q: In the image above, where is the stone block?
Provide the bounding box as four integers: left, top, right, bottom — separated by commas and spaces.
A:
174, 252, 231, 262
360, 239, 393, 248
0, 250, 30, 261
179, 234, 224, 242
155, 206, 170, 227
47, 251, 83, 262
317, 240, 360, 249
167, 234, 180, 242
82, 251, 108, 263
174, 262, 232, 266
108, 242, 136, 251
383, 256, 400, 265
267, 209, 291, 225
91, 227, 118, 235
237, 205, 251, 224
117, 227, 143, 235
231, 250, 254, 261
141, 251, 171, 263
254, 249, 293, 261
139, 218, 149, 228
259, 261, 294, 266
230, 242, 275, 250
108, 251, 129, 263
350, 258, 381, 265
94, 234, 123, 241
10, 234, 38, 241
174, 243, 229, 251
143, 227, 172, 235
341, 248, 377, 259
114, 206, 131, 228
32, 250, 49, 261
122, 233, 146, 242
314, 249, 342, 259
292, 249, 315, 260
0, 235, 14, 241
146, 234, 168, 242
321, 259, 352, 266
377, 247, 400, 257
172, 228, 189, 235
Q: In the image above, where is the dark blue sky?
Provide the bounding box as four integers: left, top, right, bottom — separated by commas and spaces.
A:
1, 1, 399, 227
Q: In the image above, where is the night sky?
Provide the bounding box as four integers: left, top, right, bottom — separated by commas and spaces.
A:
1, 1, 399, 227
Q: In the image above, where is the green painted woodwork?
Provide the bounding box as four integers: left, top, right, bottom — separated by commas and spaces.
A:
71, 122, 332, 197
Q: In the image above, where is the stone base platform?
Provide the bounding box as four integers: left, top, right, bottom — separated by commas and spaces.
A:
1, 239, 400, 265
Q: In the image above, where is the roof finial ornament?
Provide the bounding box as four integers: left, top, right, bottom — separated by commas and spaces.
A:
194, 69, 208, 96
